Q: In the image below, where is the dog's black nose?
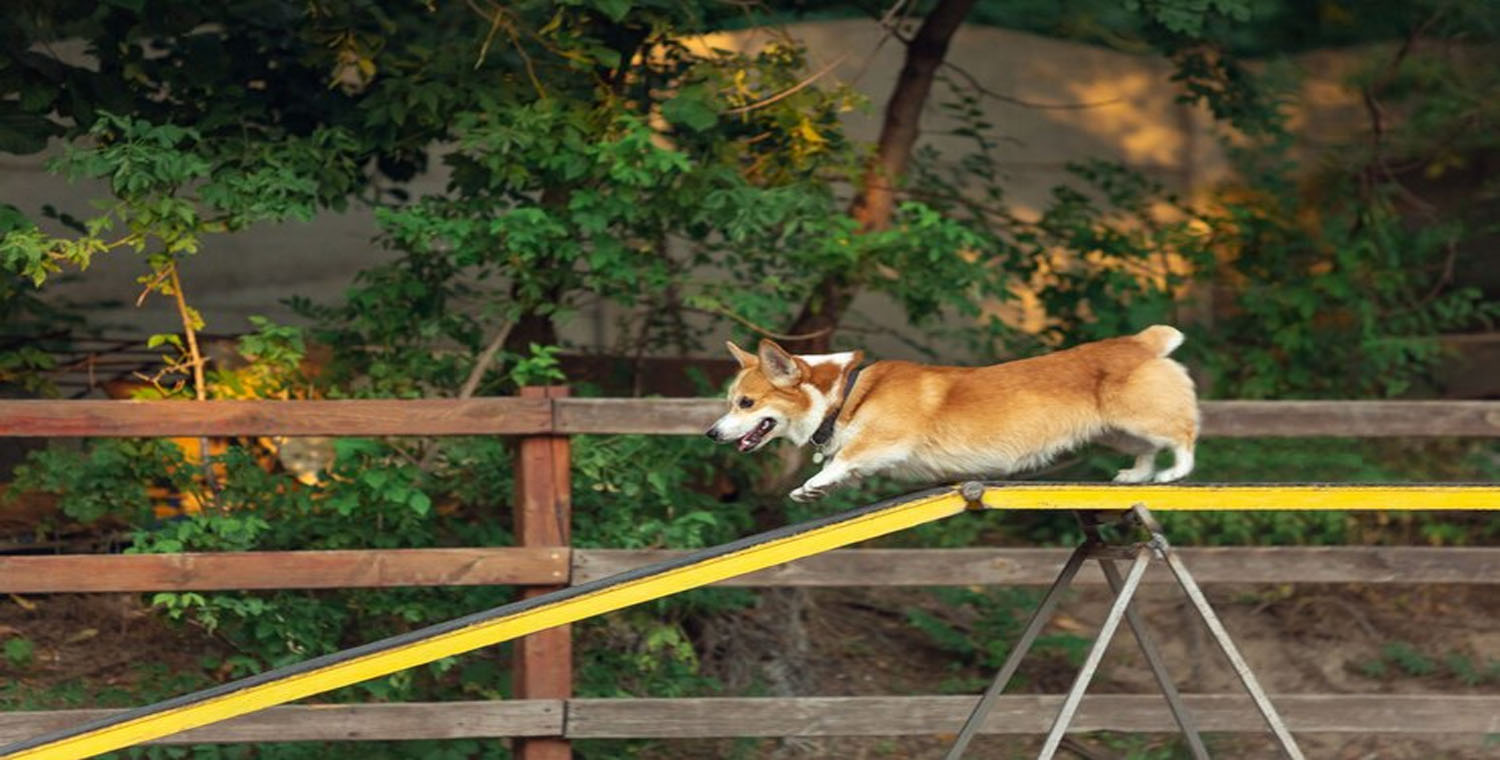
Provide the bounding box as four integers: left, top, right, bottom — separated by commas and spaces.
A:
705, 427, 720, 441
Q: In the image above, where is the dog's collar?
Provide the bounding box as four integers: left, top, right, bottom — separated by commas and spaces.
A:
810, 364, 864, 449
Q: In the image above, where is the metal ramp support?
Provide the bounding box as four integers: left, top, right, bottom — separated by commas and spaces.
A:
944, 501, 1304, 760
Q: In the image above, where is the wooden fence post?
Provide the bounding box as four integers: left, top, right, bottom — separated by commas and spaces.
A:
514, 385, 572, 760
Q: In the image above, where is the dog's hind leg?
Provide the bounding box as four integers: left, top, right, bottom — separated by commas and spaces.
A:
1154, 441, 1195, 483
1115, 452, 1158, 483
1107, 426, 1195, 483
1102, 358, 1199, 483
1097, 430, 1159, 483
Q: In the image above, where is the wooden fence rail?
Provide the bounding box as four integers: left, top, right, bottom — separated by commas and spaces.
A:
0, 548, 568, 593
0, 702, 564, 745
5, 399, 1500, 437
570, 546, 1500, 587
5, 695, 1500, 744
0, 399, 552, 437
5, 547, 1500, 594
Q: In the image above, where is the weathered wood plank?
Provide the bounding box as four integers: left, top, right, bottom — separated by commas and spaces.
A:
513, 386, 573, 760
8, 399, 1500, 438
0, 701, 564, 745
6, 695, 1494, 745
553, 398, 720, 435
1201, 400, 1500, 437
7, 546, 1496, 594
0, 548, 569, 593
572, 547, 1500, 586
0, 399, 552, 437
565, 695, 1500, 737
11, 546, 1496, 595
554, 398, 1500, 437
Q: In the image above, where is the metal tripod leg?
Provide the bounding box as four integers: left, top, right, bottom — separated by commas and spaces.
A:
943, 542, 1091, 760
1082, 515, 1211, 760
1037, 547, 1153, 760
1094, 558, 1210, 759
1132, 505, 1307, 760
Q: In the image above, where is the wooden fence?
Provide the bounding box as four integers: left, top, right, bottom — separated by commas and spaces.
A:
3, 396, 1500, 758
7, 398, 1500, 437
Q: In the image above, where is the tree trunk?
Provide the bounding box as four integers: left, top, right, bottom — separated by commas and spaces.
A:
505, 309, 559, 358
782, 0, 977, 353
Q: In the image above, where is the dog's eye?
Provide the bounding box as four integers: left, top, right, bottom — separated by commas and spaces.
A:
737, 396, 754, 409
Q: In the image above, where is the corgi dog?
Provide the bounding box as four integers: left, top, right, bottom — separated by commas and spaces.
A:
705, 325, 1198, 502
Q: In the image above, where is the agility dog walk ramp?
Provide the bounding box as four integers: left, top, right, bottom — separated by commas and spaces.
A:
3, 483, 1497, 759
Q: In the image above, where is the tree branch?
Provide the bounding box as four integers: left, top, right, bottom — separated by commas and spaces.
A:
457, 319, 516, 399
940, 59, 1121, 110
724, 53, 849, 115
685, 306, 832, 342
783, 0, 979, 353
166, 261, 220, 502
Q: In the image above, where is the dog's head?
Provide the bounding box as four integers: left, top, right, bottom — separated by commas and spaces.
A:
705, 339, 861, 452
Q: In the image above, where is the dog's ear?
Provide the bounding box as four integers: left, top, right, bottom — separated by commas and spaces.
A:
757, 339, 802, 388
726, 340, 756, 368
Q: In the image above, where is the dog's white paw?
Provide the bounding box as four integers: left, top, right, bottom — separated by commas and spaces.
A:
789, 486, 824, 502
1113, 468, 1153, 484
1152, 469, 1188, 483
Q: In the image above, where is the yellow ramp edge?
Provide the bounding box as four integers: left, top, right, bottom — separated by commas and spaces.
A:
977, 483, 1500, 512
5, 482, 1498, 758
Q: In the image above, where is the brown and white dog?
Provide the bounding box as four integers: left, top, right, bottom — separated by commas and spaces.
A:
705, 326, 1198, 501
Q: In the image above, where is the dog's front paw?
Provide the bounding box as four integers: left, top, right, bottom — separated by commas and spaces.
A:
789, 485, 824, 502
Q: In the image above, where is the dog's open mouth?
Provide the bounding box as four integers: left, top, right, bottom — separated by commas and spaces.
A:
737, 418, 775, 452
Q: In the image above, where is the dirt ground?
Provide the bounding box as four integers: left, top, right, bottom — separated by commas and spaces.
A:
0, 593, 227, 700
3, 581, 1499, 758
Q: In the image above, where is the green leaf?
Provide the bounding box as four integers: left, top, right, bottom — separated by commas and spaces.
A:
147, 333, 184, 350
661, 88, 717, 132
0, 106, 58, 155
4, 637, 35, 667
18, 80, 55, 113
362, 469, 390, 490
591, 0, 631, 22
0, 203, 33, 236
408, 491, 432, 515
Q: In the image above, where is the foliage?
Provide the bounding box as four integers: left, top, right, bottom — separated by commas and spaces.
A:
1089, 732, 1201, 760
1188, 147, 1498, 398
297, 55, 989, 393
906, 586, 1089, 691
11, 439, 181, 525
1357, 641, 1500, 686
3, 1, 1500, 757
0, 205, 84, 397
2, 107, 360, 290
914, 49, 1496, 395
2, 637, 34, 669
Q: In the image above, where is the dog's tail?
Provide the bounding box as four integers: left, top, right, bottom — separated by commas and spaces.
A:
1135, 325, 1185, 357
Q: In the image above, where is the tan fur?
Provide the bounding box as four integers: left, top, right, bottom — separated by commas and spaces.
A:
706, 326, 1198, 501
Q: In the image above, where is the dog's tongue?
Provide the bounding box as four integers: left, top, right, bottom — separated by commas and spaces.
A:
737, 418, 774, 451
